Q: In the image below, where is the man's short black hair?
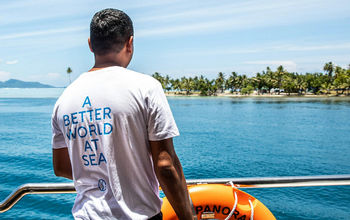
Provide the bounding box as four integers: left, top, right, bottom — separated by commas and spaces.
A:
90, 8, 133, 55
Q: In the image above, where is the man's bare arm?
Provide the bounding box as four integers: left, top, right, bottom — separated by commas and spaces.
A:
53, 148, 73, 180
150, 138, 193, 220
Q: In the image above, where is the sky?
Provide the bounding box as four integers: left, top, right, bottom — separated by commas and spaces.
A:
0, 0, 349, 87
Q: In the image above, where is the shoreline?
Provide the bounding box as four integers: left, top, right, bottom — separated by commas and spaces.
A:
165, 91, 350, 98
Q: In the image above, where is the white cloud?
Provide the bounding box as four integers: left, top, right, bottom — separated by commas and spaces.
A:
137, 19, 241, 37
0, 0, 91, 26
136, 0, 349, 38
268, 43, 350, 52
243, 60, 297, 72
5, 60, 18, 65
0, 26, 87, 41
244, 60, 296, 65
0, 71, 11, 81
284, 43, 350, 51
127, 0, 183, 9
171, 42, 350, 58
137, 0, 299, 23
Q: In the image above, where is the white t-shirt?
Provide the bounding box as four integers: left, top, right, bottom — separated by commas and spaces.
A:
51, 66, 179, 220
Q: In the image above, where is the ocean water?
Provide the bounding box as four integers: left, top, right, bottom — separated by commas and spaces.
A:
0, 88, 350, 219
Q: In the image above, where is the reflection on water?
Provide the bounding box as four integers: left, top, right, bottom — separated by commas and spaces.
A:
228, 97, 350, 110
228, 97, 350, 104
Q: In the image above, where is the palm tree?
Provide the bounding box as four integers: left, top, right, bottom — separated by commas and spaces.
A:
227, 72, 238, 93
306, 72, 324, 94
181, 77, 194, 95
252, 72, 265, 94
146, 61, 347, 96
347, 69, 350, 95
192, 76, 200, 91
281, 74, 295, 95
236, 75, 243, 93
215, 72, 225, 93
171, 79, 181, 93
164, 75, 171, 91
208, 79, 218, 96
333, 66, 349, 95
152, 72, 165, 89
263, 66, 276, 93
67, 67, 72, 84
323, 62, 334, 79
323, 62, 334, 94
198, 76, 209, 96
334, 66, 343, 79
240, 74, 248, 90
275, 65, 285, 94
295, 74, 307, 95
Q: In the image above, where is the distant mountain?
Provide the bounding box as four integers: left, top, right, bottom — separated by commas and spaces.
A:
0, 79, 55, 88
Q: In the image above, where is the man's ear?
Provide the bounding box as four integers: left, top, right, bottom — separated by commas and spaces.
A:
88, 38, 93, 52
126, 36, 133, 53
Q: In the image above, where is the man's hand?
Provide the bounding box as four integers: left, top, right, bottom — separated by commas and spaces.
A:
53, 148, 73, 180
150, 138, 193, 220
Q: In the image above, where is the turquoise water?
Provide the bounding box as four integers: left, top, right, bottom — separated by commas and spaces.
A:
0, 89, 350, 219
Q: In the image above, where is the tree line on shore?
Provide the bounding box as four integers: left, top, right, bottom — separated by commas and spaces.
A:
152, 62, 350, 96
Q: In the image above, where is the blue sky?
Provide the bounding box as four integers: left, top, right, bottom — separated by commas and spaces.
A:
0, 0, 349, 87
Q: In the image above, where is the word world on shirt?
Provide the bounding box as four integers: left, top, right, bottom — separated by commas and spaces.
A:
63, 96, 111, 167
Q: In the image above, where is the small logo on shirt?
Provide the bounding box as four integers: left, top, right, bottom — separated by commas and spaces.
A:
98, 179, 107, 191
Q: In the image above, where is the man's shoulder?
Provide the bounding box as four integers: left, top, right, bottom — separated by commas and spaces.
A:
123, 68, 159, 84
53, 67, 162, 108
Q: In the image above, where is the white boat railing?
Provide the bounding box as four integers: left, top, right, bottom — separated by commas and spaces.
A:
1, 174, 350, 213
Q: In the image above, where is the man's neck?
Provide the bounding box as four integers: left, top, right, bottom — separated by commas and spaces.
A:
90, 62, 121, 72
92, 52, 128, 70
92, 62, 122, 69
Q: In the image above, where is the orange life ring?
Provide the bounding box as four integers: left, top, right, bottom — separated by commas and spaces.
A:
161, 184, 276, 220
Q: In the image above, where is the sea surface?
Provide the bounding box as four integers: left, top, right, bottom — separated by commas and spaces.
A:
0, 88, 349, 220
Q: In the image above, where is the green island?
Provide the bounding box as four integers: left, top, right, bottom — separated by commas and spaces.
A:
152, 62, 350, 97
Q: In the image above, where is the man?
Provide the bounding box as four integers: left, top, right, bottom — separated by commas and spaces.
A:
52, 8, 193, 220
